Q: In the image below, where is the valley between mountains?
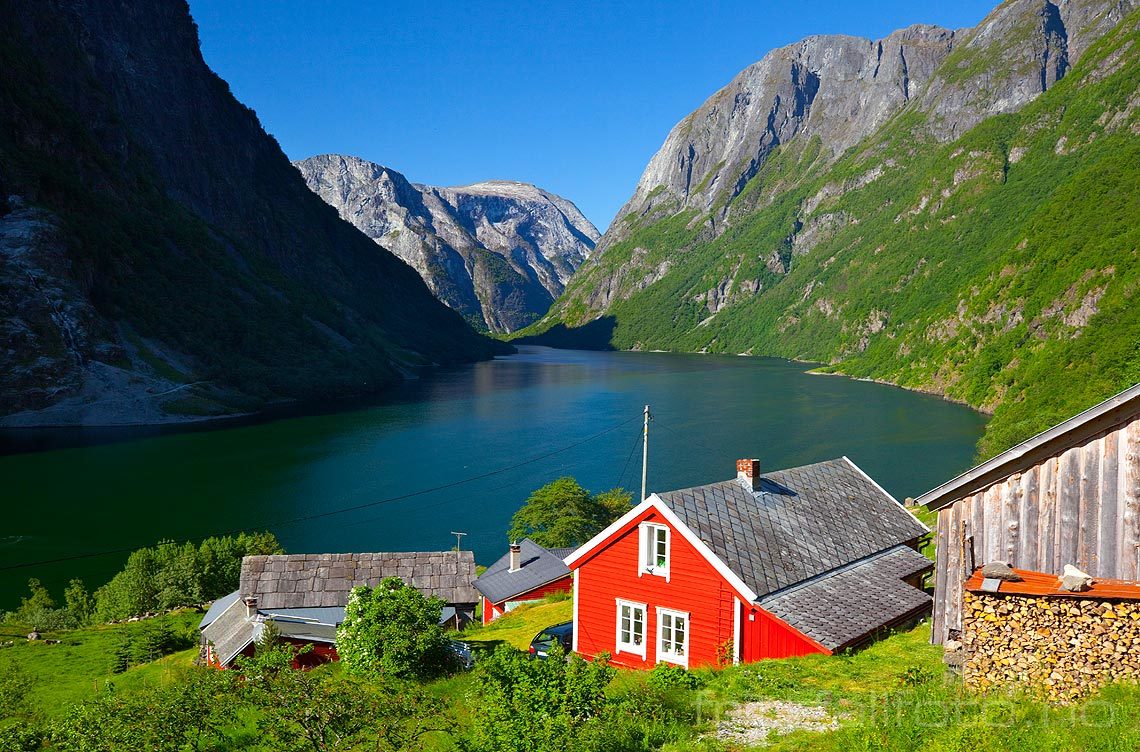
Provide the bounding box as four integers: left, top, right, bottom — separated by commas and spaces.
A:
2, 0, 1139, 461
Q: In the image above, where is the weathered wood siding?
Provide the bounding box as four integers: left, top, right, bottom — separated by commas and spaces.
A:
932, 414, 1140, 643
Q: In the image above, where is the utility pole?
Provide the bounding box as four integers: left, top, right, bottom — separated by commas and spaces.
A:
450, 531, 467, 553
641, 404, 651, 501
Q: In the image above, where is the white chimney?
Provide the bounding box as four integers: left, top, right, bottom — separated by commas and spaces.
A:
737, 458, 761, 491
243, 596, 258, 619
508, 542, 522, 573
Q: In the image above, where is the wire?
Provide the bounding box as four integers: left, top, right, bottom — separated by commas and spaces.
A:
614, 423, 643, 490
0, 413, 640, 572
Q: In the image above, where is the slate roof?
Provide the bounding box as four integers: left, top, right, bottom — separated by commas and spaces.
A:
474, 539, 573, 604
240, 551, 478, 611
199, 589, 240, 629
758, 545, 933, 652
656, 457, 927, 599
200, 594, 255, 666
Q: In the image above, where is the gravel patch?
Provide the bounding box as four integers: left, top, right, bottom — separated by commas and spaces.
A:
714, 700, 840, 746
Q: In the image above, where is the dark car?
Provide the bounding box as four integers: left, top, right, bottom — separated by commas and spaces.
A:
528, 621, 573, 659
446, 639, 475, 670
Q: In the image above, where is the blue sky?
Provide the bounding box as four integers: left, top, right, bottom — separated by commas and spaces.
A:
188, 1, 997, 231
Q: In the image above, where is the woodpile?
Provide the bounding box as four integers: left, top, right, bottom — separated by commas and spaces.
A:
962, 590, 1140, 702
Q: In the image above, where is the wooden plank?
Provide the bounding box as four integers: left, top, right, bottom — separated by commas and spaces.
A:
933, 509, 950, 643
950, 505, 966, 635
1097, 429, 1119, 578
1123, 417, 1140, 581
1018, 466, 1040, 569
985, 484, 1004, 565
1077, 438, 1101, 572
971, 491, 985, 571
1039, 457, 1057, 571
1057, 449, 1080, 568
1003, 474, 1021, 565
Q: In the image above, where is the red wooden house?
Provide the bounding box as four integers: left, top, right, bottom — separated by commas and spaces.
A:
473, 539, 574, 625
565, 458, 932, 669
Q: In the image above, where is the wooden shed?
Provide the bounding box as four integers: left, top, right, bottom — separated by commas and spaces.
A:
917, 383, 1140, 644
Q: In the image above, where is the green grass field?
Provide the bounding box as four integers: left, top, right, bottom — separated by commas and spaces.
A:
0, 611, 201, 717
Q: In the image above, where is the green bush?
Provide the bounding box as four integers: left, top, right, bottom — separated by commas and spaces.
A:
336, 577, 450, 679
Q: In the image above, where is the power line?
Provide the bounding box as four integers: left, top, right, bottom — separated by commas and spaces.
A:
0, 413, 640, 572
614, 422, 643, 490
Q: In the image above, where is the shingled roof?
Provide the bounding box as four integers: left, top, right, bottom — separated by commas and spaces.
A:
474, 539, 573, 604
240, 551, 478, 611
656, 457, 927, 600
758, 545, 933, 651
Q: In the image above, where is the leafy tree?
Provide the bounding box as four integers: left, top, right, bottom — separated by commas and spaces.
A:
94, 532, 282, 621
64, 579, 94, 626
336, 577, 449, 679
508, 477, 633, 547
465, 644, 615, 752
10, 578, 78, 631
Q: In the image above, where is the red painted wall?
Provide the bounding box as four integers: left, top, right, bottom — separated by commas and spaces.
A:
740, 603, 829, 662
572, 509, 740, 669
482, 575, 573, 625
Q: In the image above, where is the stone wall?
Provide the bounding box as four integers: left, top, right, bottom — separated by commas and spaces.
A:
962, 590, 1140, 702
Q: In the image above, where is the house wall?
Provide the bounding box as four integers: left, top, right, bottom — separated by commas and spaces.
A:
932, 413, 1140, 643
483, 576, 573, 625
740, 604, 829, 661
573, 509, 741, 669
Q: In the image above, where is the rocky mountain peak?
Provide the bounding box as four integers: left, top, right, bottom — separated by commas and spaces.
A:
296, 155, 599, 333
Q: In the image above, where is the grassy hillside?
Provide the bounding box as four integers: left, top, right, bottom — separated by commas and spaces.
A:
523, 10, 1140, 460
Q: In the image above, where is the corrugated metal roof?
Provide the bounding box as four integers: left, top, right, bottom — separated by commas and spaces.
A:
199, 589, 240, 629
658, 458, 928, 600
758, 545, 933, 652
473, 539, 571, 604
260, 606, 345, 625
240, 551, 479, 610
200, 595, 255, 667
964, 567, 1140, 601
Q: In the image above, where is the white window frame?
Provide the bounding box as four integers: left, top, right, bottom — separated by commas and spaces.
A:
657, 607, 689, 667
637, 522, 670, 580
615, 599, 647, 657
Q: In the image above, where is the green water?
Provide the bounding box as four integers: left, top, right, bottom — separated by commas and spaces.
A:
0, 347, 986, 606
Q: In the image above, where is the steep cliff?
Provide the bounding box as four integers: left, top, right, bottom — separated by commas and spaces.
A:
527, 0, 1140, 457
296, 155, 598, 332
0, 0, 502, 426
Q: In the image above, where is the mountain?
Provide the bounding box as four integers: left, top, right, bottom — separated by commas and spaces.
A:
295, 155, 599, 333
0, 0, 504, 426
524, 0, 1140, 458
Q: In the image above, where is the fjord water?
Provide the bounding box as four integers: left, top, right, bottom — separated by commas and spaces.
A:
0, 347, 986, 606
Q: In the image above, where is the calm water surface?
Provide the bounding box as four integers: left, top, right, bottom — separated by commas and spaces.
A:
0, 347, 987, 606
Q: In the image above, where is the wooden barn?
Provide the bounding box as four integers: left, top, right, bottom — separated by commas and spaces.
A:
199, 551, 478, 668
565, 458, 932, 669
473, 539, 573, 625
917, 383, 1140, 645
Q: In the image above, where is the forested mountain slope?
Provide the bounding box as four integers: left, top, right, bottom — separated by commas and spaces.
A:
297, 155, 598, 333
524, 0, 1140, 457
0, 0, 502, 426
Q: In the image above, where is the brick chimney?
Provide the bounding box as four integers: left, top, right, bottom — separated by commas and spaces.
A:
508, 542, 522, 572
736, 458, 761, 491
243, 596, 258, 619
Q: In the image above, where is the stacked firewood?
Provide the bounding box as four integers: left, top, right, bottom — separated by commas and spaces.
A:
962, 591, 1140, 702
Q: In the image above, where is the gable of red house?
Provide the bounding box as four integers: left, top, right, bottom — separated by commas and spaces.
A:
566, 457, 933, 669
